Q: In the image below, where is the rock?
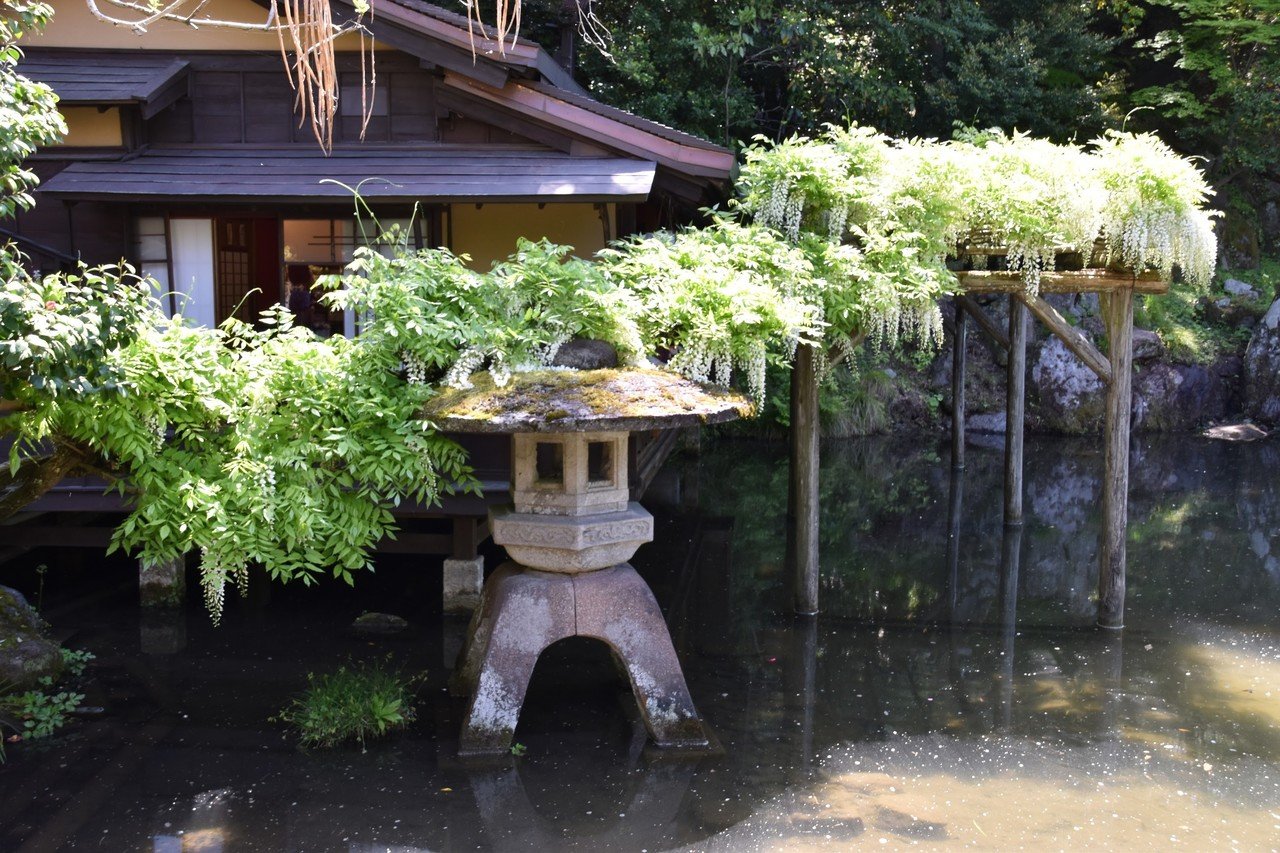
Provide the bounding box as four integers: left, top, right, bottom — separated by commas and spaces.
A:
1224, 278, 1260, 301
965, 411, 1006, 434
1202, 423, 1269, 442
351, 612, 411, 637
1132, 362, 1227, 432
1031, 337, 1105, 433
0, 585, 63, 689
551, 338, 618, 370
1132, 328, 1165, 362
1244, 298, 1280, 424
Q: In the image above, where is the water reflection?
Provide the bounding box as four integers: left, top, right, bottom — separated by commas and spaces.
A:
1, 435, 1279, 849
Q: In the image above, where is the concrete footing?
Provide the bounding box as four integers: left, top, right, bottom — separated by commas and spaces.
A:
442, 556, 484, 613
139, 556, 186, 608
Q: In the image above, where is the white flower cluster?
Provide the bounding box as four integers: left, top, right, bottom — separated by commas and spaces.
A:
530, 333, 571, 366
668, 339, 768, 409
825, 203, 849, 242
744, 342, 766, 409
488, 352, 512, 388
199, 547, 227, 625
757, 178, 808, 242
143, 413, 165, 450
252, 464, 276, 496
783, 192, 806, 242
1004, 244, 1058, 294
402, 349, 431, 385
444, 347, 485, 389
197, 547, 251, 626
668, 340, 716, 385
760, 177, 793, 230
863, 303, 944, 353
1101, 207, 1217, 289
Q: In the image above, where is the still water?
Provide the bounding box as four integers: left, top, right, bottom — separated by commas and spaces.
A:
2, 434, 1279, 850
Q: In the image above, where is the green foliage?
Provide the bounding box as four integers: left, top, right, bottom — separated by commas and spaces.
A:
324, 236, 644, 390
0, 1, 64, 220
14, 678, 83, 739
1115, 0, 1280, 213
60, 647, 93, 678
602, 220, 822, 405
0, 646, 92, 758
0, 260, 153, 401
275, 658, 421, 750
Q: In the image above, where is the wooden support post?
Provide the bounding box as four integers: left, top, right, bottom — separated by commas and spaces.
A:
951, 300, 968, 471
791, 344, 820, 616
1003, 296, 1027, 525
1098, 290, 1134, 629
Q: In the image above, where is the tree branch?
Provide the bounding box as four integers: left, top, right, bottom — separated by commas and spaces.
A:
84, 0, 277, 32
0, 445, 80, 521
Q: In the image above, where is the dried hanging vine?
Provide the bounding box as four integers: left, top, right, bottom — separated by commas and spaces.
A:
84, 0, 375, 152
461, 0, 610, 58
274, 0, 376, 151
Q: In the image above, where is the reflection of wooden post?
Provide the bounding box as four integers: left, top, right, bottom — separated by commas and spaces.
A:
945, 468, 964, 620
951, 300, 967, 471
1004, 297, 1027, 525
996, 523, 1022, 730
791, 344, 820, 615
786, 617, 819, 773
1098, 290, 1134, 629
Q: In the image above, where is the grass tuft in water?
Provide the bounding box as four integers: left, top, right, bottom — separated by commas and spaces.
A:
275, 657, 422, 751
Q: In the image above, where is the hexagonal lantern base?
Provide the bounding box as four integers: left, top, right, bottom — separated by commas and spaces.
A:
489, 503, 654, 573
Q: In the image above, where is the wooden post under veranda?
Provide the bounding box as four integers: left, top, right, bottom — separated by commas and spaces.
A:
790, 343, 821, 615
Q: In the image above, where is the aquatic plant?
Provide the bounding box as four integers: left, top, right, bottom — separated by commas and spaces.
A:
275, 658, 421, 751
0, 647, 93, 760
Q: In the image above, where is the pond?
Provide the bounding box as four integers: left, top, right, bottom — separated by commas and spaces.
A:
2, 434, 1279, 850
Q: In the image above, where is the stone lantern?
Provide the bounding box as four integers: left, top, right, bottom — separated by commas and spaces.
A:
424, 368, 751, 756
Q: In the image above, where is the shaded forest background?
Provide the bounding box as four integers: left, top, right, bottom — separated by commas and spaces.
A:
520, 0, 1279, 268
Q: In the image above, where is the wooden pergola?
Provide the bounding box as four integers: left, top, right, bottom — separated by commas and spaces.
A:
788, 270, 1166, 630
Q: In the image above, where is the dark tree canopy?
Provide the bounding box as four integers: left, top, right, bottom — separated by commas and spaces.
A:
522, 0, 1278, 259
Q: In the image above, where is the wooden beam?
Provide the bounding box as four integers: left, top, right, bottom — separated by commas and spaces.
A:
376, 532, 453, 555
1004, 296, 1027, 525
434, 89, 576, 153
1016, 292, 1113, 384
956, 269, 1168, 295
951, 301, 967, 470
791, 344, 820, 615
1098, 290, 1134, 629
955, 294, 1009, 351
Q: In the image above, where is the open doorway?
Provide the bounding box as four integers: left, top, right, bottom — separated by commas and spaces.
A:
214, 217, 280, 325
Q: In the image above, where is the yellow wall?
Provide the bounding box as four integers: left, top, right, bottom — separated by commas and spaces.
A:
58, 106, 122, 146
32, 0, 370, 51
451, 203, 613, 270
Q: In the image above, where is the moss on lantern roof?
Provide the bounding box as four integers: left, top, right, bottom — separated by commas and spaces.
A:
422, 368, 753, 433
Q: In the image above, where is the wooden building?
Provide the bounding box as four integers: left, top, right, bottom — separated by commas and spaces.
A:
3, 0, 731, 597
12, 0, 732, 329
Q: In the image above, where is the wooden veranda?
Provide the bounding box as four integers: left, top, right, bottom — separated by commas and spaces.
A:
788, 271, 1165, 630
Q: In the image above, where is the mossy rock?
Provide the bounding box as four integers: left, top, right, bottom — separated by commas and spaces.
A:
422, 368, 753, 433
0, 585, 63, 689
